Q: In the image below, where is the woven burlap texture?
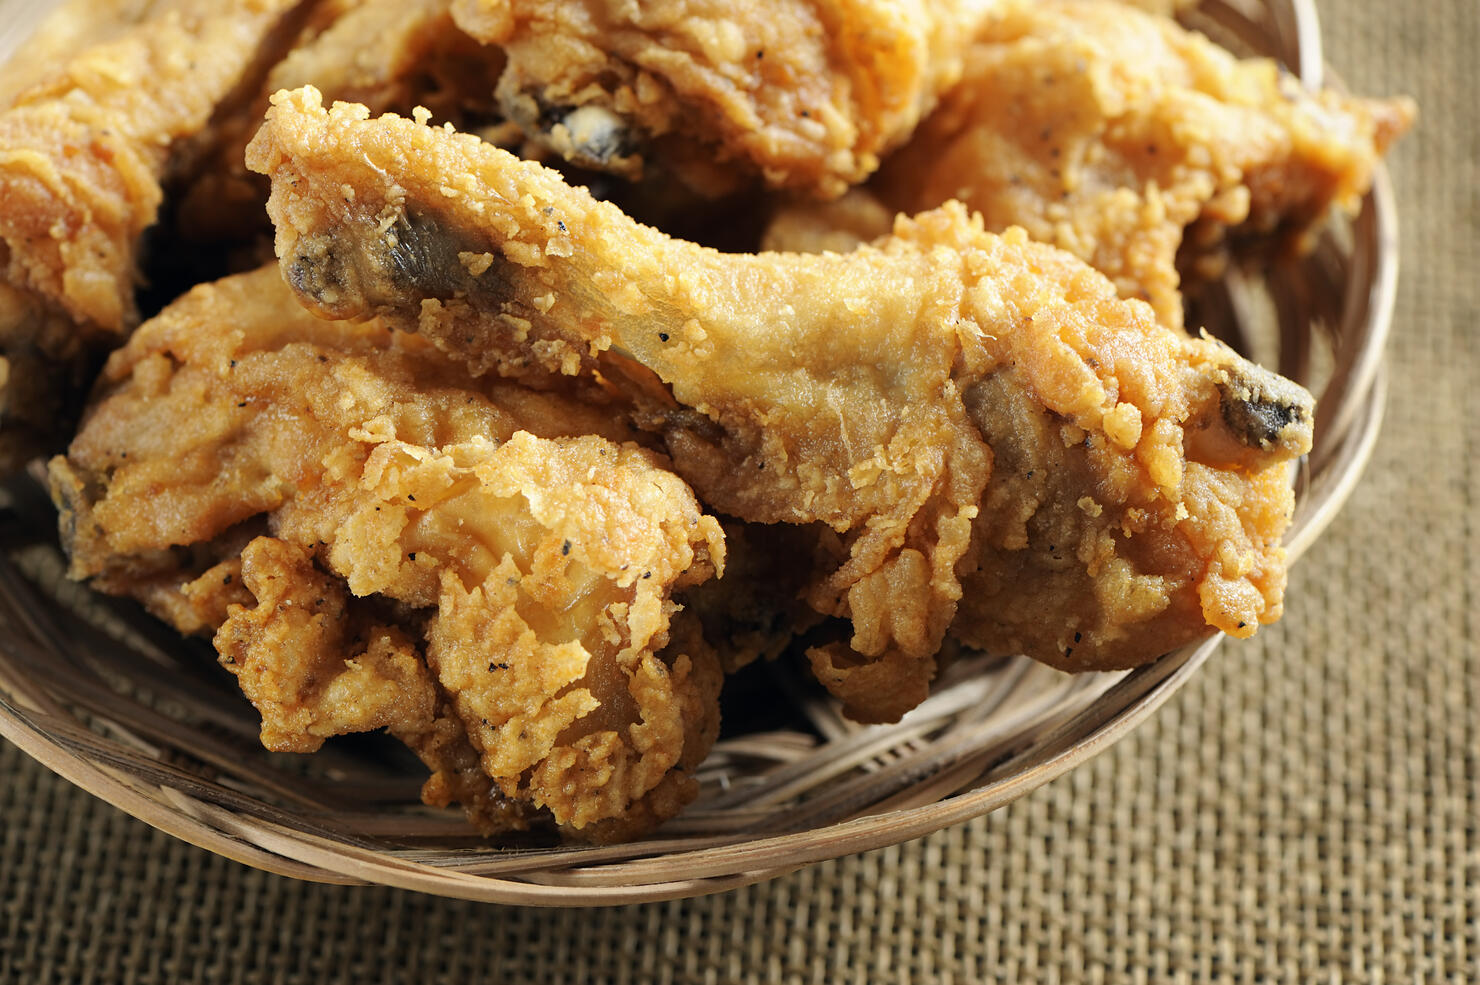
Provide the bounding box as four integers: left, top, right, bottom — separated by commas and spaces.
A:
2, 1, 1474, 981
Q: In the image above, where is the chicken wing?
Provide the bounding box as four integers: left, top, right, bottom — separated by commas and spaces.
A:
448, 0, 998, 198
250, 90, 1314, 722
50, 265, 726, 837
0, 0, 301, 471
848, 0, 1413, 328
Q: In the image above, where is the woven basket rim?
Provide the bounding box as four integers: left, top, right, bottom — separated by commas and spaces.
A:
0, 0, 1399, 905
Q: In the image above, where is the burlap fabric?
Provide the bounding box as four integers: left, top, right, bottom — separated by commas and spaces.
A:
2, 1, 1473, 980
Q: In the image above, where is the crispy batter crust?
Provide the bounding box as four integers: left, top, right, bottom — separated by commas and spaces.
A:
51, 266, 725, 835
869, 0, 1413, 327
450, 0, 997, 197
0, 0, 299, 470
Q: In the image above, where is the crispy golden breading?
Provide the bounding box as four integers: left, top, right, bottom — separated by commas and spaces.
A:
0, 0, 299, 470
449, 0, 997, 197
0, 0, 171, 105
827, 0, 1413, 327
50, 266, 726, 836
213, 535, 539, 835
249, 90, 1314, 721
759, 186, 896, 254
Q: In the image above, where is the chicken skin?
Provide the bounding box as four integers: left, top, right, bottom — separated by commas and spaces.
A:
249, 90, 1313, 722
50, 266, 726, 837
448, 0, 998, 198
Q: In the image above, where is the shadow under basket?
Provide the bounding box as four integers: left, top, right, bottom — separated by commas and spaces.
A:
0, 0, 1397, 904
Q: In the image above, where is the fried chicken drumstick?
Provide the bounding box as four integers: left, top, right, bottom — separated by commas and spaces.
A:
50, 266, 726, 838
449, 0, 997, 197
250, 90, 1314, 722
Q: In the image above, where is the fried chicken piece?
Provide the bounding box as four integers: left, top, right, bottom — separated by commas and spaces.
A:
213, 535, 537, 834
175, 0, 508, 248
847, 0, 1414, 328
250, 90, 1314, 722
449, 0, 998, 198
50, 266, 726, 836
0, 0, 301, 471
0, 0, 210, 105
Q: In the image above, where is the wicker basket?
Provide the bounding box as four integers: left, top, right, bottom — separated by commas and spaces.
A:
0, 0, 1397, 904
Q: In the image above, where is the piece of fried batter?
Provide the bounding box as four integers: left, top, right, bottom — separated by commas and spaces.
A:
0, 0, 302, 471
50, 266, 726, 837
780, 0, 1412, 328
250, 90, 1314, 722
448, 0, 998, 198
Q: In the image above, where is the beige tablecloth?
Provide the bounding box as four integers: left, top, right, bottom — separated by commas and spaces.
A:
2, 1, 1473, 981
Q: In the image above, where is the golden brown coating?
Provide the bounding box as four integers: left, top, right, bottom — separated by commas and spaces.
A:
0, 0, 173, 105
50, 266, 726, 836
857, 0, 1414, 327
213, 535, 537, 835
759, 186, 897, 255
0, 0, 300, 470
449, 0, 997, 197
250, 90, 1314, 722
